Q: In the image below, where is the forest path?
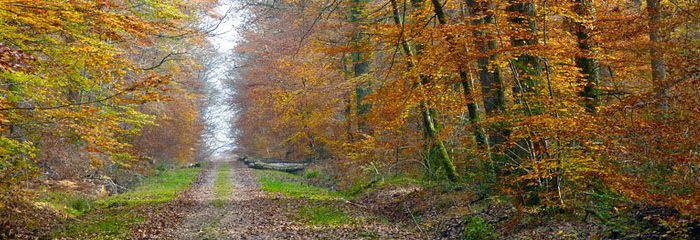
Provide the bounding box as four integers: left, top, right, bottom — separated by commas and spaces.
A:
153, 156, 422, 239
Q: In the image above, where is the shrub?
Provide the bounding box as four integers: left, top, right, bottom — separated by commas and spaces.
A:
462, 216, 497, 240
155, 164, 166, 172
67, 196, 92, 214
304, 170, 319, 179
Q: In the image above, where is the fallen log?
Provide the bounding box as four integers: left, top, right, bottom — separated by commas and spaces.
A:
246, 160, 306, 173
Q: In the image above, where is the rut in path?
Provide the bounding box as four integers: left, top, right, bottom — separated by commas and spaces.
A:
155, 156, 422, 239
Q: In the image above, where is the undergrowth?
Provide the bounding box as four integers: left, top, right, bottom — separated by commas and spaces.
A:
461, 216, 498, 240
36, 191, 94, 217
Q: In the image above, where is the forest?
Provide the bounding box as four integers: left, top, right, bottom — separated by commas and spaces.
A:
1, 0, 698, 239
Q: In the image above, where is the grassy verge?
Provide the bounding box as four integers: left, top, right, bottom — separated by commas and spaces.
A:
256, 169, 341, 201
255, 169, 352, 225
49, 166, 202, 239
213, 163, 232, 207
104, 167, 200, 206
36, 191, 95, 217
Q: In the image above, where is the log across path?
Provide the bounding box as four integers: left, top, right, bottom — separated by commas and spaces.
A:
146, 156, 422, 239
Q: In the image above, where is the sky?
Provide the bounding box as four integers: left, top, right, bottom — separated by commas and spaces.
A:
209, 2, 240, 53
203, 1, 243, 154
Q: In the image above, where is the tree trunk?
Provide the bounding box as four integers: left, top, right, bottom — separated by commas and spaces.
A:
574, 0, 600, 113
508, 0, 541, 163
510, 1, 542, 95
391, 0, 459, 182
465, 0, 504, 150
460, 72, 487, 147
350, 0, 372, 131
432, 0, 489, 149
646, 0, 668, 111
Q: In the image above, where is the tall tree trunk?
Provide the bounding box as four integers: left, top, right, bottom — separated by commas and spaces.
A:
646, 0, 668, 111
460, 72, 487, 147
431, 0, 489, 148
574, 0, 600, 113
342, 54, 355, 141
391, 0, 459, 182
464, 0, 504, 151
508, 0, 541, 165
350, 0, 372, 131
510, 1, 542, 95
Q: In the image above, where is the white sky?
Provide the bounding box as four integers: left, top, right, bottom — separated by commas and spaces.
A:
209, 3, 241, 53
203, 1, 242, 154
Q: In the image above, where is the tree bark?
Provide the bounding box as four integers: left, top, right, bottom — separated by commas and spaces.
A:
510, 1, 542, 95
350, 0, 372, 131
574, 0, 600, 113
508, 0, 541, 163
646, 0, 668, 112
391, 0, 459, 182
465, 0, 504, 150
431, 0, 489, 148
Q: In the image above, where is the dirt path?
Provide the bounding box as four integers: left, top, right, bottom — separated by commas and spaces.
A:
154, 156, 422, 239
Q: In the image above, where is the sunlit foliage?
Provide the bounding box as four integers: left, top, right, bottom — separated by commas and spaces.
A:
230, 0, 699, 229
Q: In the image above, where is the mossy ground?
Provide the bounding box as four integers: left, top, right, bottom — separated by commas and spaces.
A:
296, 205, 350, 225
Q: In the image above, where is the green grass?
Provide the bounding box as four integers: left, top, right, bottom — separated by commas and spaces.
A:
303, 169, 319, 179
255, 169, 341, 200
49, 166, 202, 239
339, 176, 424, 199
104, 166, 201, 206
213, 163, 232, 207
36, 191, 95, 217
296, 205, 349, 225
462, 216, 498, 240
255, 169, 351, 226
54, 208, 145, 240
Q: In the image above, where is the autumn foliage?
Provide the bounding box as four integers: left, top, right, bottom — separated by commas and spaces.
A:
0, 0, 216, 234
231, 0, 698, 230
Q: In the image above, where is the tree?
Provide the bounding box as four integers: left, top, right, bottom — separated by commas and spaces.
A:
228, 0, 699, 223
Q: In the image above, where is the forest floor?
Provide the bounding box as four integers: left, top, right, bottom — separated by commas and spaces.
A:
137, 157, 423, 239
39, 155, 669, 239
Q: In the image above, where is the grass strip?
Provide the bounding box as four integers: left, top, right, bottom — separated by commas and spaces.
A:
213, 163, 232, 207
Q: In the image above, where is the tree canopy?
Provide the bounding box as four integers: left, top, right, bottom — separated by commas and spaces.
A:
230, 0, 699, 224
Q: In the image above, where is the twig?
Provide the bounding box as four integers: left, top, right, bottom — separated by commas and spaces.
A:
405, 205, 424, 233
